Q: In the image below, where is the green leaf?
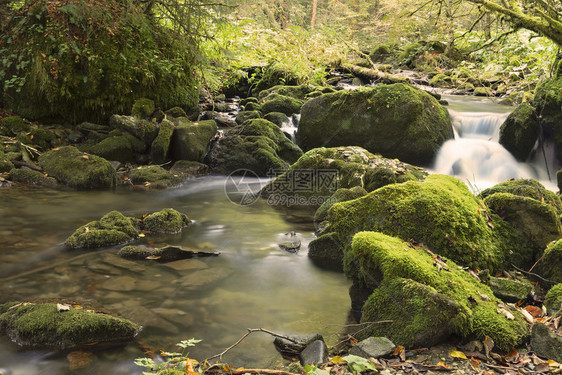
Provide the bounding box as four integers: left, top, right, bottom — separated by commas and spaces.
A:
342, 354, 377, 373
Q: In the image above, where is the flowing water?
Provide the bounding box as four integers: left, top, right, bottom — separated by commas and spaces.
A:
432, 95, 560, 192
0, 178, 351, 374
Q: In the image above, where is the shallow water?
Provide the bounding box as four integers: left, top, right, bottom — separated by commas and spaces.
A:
0, 177, 351, 374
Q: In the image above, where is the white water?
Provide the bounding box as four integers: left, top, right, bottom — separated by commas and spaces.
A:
431, 95, 559, 192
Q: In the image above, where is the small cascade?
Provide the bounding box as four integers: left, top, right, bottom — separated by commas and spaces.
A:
432, 96, 558, 191
280, 114, 300, 143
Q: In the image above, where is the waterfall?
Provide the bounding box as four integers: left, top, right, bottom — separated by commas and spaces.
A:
281, 114, 300, 143
432, 96, 559, 192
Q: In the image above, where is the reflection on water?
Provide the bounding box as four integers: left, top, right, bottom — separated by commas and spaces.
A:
0, 177, 350, 374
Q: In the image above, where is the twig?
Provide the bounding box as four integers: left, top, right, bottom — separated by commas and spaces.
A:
231, 370, 293, 375
511, 264, 557, 285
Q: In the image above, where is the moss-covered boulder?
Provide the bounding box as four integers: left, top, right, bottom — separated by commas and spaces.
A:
65, 210, 139, 249
0, 0, 198, 122
131, 98, 155, 120
129, 165, 182, 189
262, 146, 427, 209
296, 84, 452, 166
0, 116, 28, 136
206, 119, 303, 176
326, 175, 525, 272
0, 301, 138, 349
308, 232, 345, 271
38, 146, 117, 189
480, 179, 562, 212
533, 77, 562, 162
351, 231, 528, 350
264, 112, 291, 127
499, 103, 540, 161
29, 126, 59, 150
235, 110, 262, 124
169, 160, 209, 178
9, 168, 58, 187
109, 115, 158, 146
544, 284, 562, 314
151, 119, 175, 164
260, 94, 304, 116
170, 120, 217, 162
84, 135, 138, 163
0, 156, 14, 173
487, 276, 534, 303
258, 84, 326, 101
314, 186, 368, 223
141, 208, 190, 233
534, 240, 562, 285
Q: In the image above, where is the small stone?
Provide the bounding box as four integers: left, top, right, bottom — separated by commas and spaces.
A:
350, 337, 396, 359
531, 322, 562, 363
274, 334, 323, 356
299, 339, 328, 366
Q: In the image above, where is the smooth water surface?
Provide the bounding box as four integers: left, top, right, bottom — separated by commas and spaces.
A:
0, 177, 351, 374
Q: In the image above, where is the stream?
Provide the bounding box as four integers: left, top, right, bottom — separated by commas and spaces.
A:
0, 94, 557, 375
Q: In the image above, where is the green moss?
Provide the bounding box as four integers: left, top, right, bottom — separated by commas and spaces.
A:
151, 119, 175, 164
235, 110, 262, 124
258, 84, 323, 101
544, 284, 562, 313
429, 73, 454, 87
109, 115, 158, 146
240, 97, 259, 106
259, 93, 304, 116
352, 231, 528, 350
487, 277, 533, 303
534, 240, 562, 285
314, 186, 367, 223
65, 210, 139, 249
86, 135, 135, 162
129, 165, 182, 189
9, 168, 58, 186
0, 302, 138, 349
308, 232, 345, 271
264, 112, 290, 127
169, 160, 209, 178
169, 119, 217, 162
296, 84, 452, 166
142, 208, 190, 233
38, 146, 117, 189
0, 116, 28, 136
474, 87, 492, 97
499, 104, 540, 161
132, 98, 155, 120
29, 126, 59, 150
0, 157, 14, 173
165, 107, 187, 119
480, 179, 562, 212
329, 175, 523, 272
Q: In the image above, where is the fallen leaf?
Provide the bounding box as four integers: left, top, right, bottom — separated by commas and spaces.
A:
392, 345, 405, 356
505, 349, 520, 363
138, 233, 145, 238
525, 305, 543, 318
449, 350, 468, 360
145, 255, 161, 260
469, 357, 481, 371
331, 356, 346, 364
484, 336, 494, 358
57, 303, 71, 312
519, 308, 534, 323
435, 361, 450, 369
547, 359, 560, 368
497, 308, 515, 320
81, 155, 89, 159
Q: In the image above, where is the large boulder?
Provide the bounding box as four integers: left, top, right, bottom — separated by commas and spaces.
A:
170, 119, 217, 162
533, 77, 562, 162
9, 168, 58, 187
325, 175, 527, 273
0, 301, 138, 350
38, 146, 117, 189
109, 115, 158, 147
84, 134, 143, 163
65, 210, 139, 249
534, 240, 562, 285
499, 103, 540, 161
141, 208, 190, 233
150, 119, 175, 164
260, 94, 303, 116
129, 165, 183, 189
296, 84, 453, 165
261, 146, 427, 209
206, 119, 303, 176
351, 231, 528, 351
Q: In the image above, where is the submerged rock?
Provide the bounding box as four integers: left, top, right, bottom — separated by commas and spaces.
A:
65, 211, 139, 249
118, 245, 218, 261
38, 146, 117, 189
351, 231, 528, 351
296, 83, 452, 165
0, 302, 138, 350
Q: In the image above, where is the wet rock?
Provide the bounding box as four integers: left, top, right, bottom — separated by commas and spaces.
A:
349, 337, 396, 359
129, 165, 182, 189
299, 339, 328, 366
308, 233, 344, 271
278, 231, 301, 253
0, 301, 139, 350
142, 208, 191, 233
9, 168, 58, 187
169, 160, 209, 178
170, 119, 217, 162
206, 119, 302, 176
118, 245, 218, 261
65, 210, 139, 249
264, 112, 290, 127
162, 259, 208, 272
499, 103, 539, 161
531, 322, 562, 362
152, 308, 194, 326
274, 333, 324, 356
487, 276, 533, 303
38, 146, 117, 189
150, 119, 175, 164
296, 84, 453, 166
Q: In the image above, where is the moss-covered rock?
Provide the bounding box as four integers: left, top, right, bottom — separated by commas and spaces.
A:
314, 186, 368, 223
109, 115, 158, 146
0, 116, 28, 136
534, 240, 562, 285
296, 84, 452, 166
235, 110, 262, 124
0, 157, 14, 173
327, 175, 525, 272
487, 276, 533, 303
85, 135, 137, 162
262, 146, 427, 210
9, 168, 58, 187
308, 232, 345, 271
429, 73, 454, 88
258, 84, 324, 101
131, 98, 155, 120
169, 160, 209, 178
129, 165, 182, 189
29, 126, 59, 150
141, 208, 190, 233
118, 245, 207, 261
151, 119, 175, 164
165, 107, 187, 119
0, 301, 138, 349
243, 102, 261, 112
170, 120, 217, 162
533, 77, 562, 162
264, 112, 291, 127
499, 103, 540, 161
352, 231, 528, 351
544, 284, 562, 314
65, 210, 139, 249
38, 146, 117, 189
206, 119, 303, 176
474, 87, 492, 97
479, 179, 562, 213
260, 94, 304, 116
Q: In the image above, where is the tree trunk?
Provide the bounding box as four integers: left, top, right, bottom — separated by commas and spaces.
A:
311, 0, 318, 29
